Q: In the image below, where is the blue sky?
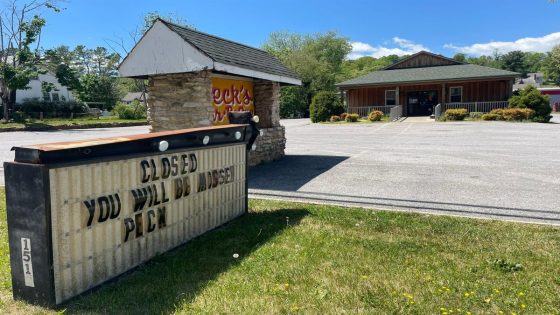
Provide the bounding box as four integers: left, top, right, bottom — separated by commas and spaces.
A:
38, 0, 560, 58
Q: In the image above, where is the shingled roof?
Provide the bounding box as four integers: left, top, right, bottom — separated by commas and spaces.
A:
337, 64, 519, 88
160, 19, 299, 80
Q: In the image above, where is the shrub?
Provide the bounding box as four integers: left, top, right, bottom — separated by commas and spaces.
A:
509, 85, 552, 122
12, 111, 27, 123
345, 113, 359, 122
113, 101, 147, 120
482, 113, 499, 121
443, 108, 468, 121
469, 112, 483, 120
329, 115, 341, 122
367, 110, 384, 122
17, 98, 89, 117
340, 113, 348, 121
310, 91, 345, 123
490, 108, 534, 121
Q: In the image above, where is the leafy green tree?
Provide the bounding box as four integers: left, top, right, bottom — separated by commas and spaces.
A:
544, 45, 560, 85
0, 1, 60, 119
338, 55, 400, 82
500, 50, 529, 76
263, 31, 351, 118
309, 90, 344, 123
466, 55, 501, 68
279, 86, 308, 118
524, 52, 547, 73
453, 53, 466, 62
509, 85, 552, 122
75, 74, 121, 110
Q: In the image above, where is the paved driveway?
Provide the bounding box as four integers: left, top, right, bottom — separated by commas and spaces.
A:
249, 117, 560, 225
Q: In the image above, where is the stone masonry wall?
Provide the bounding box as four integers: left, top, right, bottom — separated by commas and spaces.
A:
249, 126, 286, 166
253, 80, 281, 128
147, 71, 212, 132
249, 80, 285, 165
147, 71, 286, 166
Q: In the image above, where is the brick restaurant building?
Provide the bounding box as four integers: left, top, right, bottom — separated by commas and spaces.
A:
118, 19, 301, 165
337, 51, 519, 117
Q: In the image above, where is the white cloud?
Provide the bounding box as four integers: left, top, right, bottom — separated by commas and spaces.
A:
445, 32, 560, 56
348, 37, 429, 59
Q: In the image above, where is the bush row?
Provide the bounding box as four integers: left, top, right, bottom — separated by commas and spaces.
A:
113, 101, 147, 120
329, 110, 385, 123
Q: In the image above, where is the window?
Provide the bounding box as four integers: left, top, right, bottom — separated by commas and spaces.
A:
61, 95, 66, 102
43, 92, 51, 102
51, 92, 60, 102
449, 86, 462, 103
385, 90, 397, 106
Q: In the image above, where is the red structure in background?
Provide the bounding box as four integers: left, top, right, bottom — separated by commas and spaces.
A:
539, 88, 560, 112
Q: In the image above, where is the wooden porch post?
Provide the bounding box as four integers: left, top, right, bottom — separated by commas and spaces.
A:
441, 83, 446, 108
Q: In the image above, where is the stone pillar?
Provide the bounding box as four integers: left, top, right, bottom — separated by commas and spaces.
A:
253, 80, 281, 127
147, 71, 212, 132
249, 80, 285, 166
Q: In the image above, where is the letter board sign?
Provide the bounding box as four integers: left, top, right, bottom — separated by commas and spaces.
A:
4, 119, 258, 306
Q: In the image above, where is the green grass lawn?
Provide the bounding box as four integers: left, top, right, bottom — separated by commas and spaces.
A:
1, 188, 560, 314
0, 116, 147, 130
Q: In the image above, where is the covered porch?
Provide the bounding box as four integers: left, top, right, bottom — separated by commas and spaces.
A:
343, 79, 514, 118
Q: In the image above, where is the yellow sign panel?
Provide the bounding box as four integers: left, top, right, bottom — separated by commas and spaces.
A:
211, 78, 254, 125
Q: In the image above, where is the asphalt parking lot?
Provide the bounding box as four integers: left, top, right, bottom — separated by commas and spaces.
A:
249, 117, 560, 225
1, 117, 559, 225
0, 126, 150, 185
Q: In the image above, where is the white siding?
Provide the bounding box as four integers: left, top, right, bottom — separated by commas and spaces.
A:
16, 73, 74, 103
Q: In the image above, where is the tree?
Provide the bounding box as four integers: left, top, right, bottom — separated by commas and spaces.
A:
74, 74, 120, 110
524, 52, 547, 73
338, 55, 400, 82
263, 31, 351, 118
309, 90, 344, 123
500, 50, 529, 76
453, 53, 466, 62
0, 0, 60, 120
44, 45, 80, 90
509, 85, 552, 122
544, 45, 560, 85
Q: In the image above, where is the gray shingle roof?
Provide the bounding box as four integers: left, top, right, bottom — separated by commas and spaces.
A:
337, 64, 519, 87
160, 19, 299, 80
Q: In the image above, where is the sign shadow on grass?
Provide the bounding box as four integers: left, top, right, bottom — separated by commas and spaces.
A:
57, 208, 309, 314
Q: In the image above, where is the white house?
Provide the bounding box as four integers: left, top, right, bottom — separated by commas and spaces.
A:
16, 72, 75, 103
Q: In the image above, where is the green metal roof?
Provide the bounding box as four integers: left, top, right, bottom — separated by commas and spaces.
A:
336, 64, 519, 88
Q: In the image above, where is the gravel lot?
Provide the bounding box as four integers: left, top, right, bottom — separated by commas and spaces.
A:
249, 116, 560, 225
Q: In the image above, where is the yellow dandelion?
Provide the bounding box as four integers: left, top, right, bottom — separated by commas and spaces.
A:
521, 304, 526, 309
292, 305, 299, 311
494, 289, 501, 293
284, 283, 289, 288
499, 311, 504, 314
467, 312, 472, 315
484, 297, 491, 303
440, 307, 446, 311
361, 275, 368, 279
443, 312, 448, 315
518, 292, 525, 296
464, 293, 470, 297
